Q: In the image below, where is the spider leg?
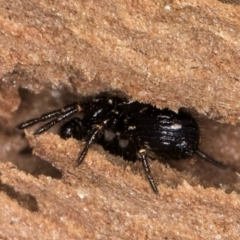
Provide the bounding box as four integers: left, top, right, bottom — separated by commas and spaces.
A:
76, 125, 103, 166
196, 149, 227, 169
17, 102, 78, 129
76, 114, 118, 166
138, 149, 159, 194
34, 107, 80, 135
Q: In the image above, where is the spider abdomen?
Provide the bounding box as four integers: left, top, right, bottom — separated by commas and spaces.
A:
125, 105, 200, 160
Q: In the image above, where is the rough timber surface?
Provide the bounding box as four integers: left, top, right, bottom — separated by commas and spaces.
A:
0, 0, 240, 239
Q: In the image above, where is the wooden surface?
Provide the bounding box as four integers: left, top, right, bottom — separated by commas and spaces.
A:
0, 0, 240, 239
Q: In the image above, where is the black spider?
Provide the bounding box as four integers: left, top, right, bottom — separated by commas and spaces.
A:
17, 92, 227, 194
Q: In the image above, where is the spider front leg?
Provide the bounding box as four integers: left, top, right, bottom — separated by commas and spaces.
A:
76, 115, 119, 167
137, 149, 159, 194
59, 118, 104, 166
17, 102, 81, 134
76, 125, 103, 166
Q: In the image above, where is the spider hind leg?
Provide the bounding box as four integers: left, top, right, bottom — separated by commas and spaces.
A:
196, 149, 227, 169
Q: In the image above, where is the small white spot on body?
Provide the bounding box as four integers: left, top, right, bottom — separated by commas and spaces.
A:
77, 105, 82, 112
104, 130, 116, 141
139, 149, 146, 154
128, 125, 136, 130
139, 107, 148, 113
119, 139, 129, 148
170, 123, 182, 130
93, 109, 103, 117
162, 141, 170, 146
111, 110, 119, 114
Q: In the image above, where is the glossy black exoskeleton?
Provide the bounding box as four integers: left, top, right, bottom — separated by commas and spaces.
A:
17, 92, 226, 194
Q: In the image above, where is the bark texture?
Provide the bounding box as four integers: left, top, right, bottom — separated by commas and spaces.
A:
0, 0, 240, 239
